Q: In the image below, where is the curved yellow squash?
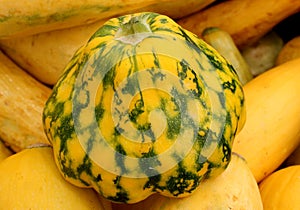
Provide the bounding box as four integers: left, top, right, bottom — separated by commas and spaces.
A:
233, 58, 300, 182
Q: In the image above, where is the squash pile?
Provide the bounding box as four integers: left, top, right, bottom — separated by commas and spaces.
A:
0, 0, 300, 209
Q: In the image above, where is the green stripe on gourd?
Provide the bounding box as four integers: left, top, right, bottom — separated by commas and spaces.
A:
43, 12, 245, 204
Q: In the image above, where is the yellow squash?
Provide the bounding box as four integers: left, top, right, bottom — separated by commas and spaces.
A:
0, 146, 112, 210
232, 58, 300, 182
112, 153, 263, 210
0, 0, 159, 38
0, 51, 51, 152
0, 0, 215, 38
177, 0, 300, 48
259, 165, 300, 210
0, 19, 107, 85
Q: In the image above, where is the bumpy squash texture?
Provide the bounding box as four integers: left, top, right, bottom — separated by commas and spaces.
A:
43, 12, 245, 204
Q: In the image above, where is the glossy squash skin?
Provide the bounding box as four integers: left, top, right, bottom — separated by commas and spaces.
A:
43, 12, 245, 204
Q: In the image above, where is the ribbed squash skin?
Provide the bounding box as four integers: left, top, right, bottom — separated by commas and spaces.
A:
43, 12, 245, 204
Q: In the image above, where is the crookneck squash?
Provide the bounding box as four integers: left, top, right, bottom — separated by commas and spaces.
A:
42, 12, 245, 204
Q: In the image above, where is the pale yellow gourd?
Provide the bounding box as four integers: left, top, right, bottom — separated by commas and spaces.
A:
0, 146, 112, 210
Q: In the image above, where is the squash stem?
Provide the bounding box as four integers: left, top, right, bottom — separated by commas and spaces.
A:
115, 16, 152, 45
